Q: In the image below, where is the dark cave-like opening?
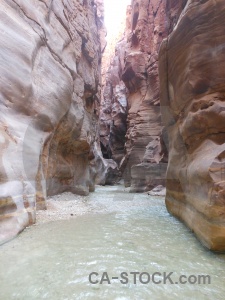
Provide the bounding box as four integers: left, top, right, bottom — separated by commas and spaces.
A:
100, 141, 112, 159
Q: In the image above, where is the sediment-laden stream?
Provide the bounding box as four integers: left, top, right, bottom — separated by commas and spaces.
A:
0, 186, 224, 299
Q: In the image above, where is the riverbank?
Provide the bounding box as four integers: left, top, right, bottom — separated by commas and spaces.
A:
36, 192, 95, 225
36, 185, 152, 225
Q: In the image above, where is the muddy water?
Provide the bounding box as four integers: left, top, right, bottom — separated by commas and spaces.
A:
0, 186, 225, 299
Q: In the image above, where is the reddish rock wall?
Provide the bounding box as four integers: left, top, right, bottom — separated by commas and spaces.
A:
100, 7, 130, 165
99, 0, 187, 192
159, 0, 225, 251
100, 36, 128, 164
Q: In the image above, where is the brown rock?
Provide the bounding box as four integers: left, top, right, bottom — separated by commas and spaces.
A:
0, 0, 104, 244
159, 0, 225, 251
99, 0, 186, 192
90, 142, 120, 187
120, 0, 185, 191
147, 185, 166, 196
100, 8, 129, 165
100, 37, 128, 164
130, 163, 167, 193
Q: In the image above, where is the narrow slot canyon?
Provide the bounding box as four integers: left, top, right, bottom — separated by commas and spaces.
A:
0, 0, 225, 299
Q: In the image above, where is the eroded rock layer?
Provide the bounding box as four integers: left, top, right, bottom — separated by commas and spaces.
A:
100, 36, 128, 164
120, 0, 187, 191
0, 0, 105, 243
159, 0, 225, 251
99, 0, 187, 192
100, 7, 130, 166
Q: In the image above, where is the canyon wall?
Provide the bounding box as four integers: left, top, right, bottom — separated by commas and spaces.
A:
100, 37, 128, 164
100, 0, 186, 192
100, 8, 130, 166
123, 0, 189, 192
0, 0, 105, 244
159, 0, 225, 251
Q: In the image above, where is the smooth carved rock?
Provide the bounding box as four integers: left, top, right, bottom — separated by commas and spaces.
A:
0, 0, 105, 244
159, 0, 225, 251
92, 144, 121, 186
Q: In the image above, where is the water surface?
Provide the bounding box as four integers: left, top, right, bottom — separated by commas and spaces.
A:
0, 186, 224, 299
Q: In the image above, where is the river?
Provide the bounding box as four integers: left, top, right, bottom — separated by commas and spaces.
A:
0, 186, 224, 299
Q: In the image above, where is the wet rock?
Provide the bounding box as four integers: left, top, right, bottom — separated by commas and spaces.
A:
147, 185, 166, 197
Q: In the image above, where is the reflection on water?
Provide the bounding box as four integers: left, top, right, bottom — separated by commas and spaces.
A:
0, 186, 225, 300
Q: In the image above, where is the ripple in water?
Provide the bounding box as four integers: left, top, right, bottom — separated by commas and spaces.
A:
0, 186, 225, 299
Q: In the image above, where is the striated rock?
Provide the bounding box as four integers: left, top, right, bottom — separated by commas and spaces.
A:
130, 163, 167, 193
100, 8, 130, 165
99, 0, 186, 192
0, 0, 105, 244
159, 0, 225, 251
100, 37, 128, 164
130, 136, 168, 192
120, 0, 186, 191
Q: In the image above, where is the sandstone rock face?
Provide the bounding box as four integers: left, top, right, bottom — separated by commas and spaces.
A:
120, 0, 187, 191
99, 0, 186, 192
93, 149, 121, 186
159, 0, 225, 251
0, 0, 104, 244
100, 37, 128, 164
100, 8, 130, 166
